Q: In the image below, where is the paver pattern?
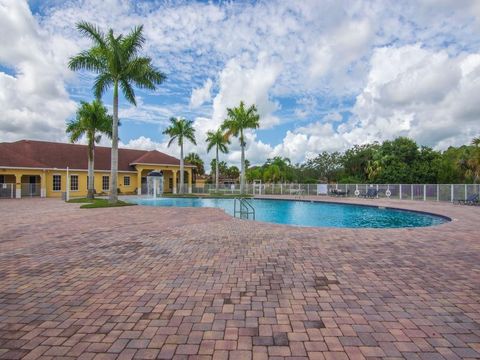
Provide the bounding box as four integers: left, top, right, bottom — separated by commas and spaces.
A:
0, 197, 479, 360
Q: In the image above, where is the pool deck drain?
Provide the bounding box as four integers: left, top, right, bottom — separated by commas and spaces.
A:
0, 197, 479, 359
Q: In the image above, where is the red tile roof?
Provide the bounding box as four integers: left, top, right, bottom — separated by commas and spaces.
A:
0, 140, 191, 171
130, 150, 184, 166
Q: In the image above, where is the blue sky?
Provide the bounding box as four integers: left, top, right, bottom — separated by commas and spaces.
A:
1, 0, 480, 168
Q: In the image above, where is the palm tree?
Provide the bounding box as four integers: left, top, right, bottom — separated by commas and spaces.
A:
163, 117, 196, 194
69, 22, 166, 203
221, 101, 260, 193
206, 129, 230, 192
66, 100, 113, 199
184, 152, 205, 182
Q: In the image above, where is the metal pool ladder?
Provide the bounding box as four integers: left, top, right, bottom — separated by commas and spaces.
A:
234, 198, 255, 220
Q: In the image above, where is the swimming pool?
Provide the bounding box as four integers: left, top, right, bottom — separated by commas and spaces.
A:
129, 197, 448, 228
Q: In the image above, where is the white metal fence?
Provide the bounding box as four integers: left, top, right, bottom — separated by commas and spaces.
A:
191, 183, 480, 202
21, 183, 41, 197
0, 183, 41, 198
0, 183, 15, 198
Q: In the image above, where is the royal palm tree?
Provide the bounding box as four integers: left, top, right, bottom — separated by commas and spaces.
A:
163, 117, 196, 194
221, 101, 260, 194
66, 100, 113, 199
69, 22, 166, 203
206, 129, 230, 192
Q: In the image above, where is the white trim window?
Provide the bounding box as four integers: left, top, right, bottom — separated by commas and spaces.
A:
70, 175, 79, 191
124, 176, 131, 186
102, 176, 109, 191
52, 175, 62, 191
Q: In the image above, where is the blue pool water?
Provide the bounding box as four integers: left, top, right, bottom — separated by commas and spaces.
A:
129, 197, 448, 228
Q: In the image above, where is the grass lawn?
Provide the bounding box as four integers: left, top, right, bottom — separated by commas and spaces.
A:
68, 198, 136, 209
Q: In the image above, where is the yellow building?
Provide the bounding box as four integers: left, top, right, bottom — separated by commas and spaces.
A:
0, 140, 195, 198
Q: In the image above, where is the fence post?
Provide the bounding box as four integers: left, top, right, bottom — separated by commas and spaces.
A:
399, 184, 402, 200
411, 184, 413, 200
436, 184, 439, 202
465, 184, 467, 201
423, 184, 426, 201
450, 184, 454, 203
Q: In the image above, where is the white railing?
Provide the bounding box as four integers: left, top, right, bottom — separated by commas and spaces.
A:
191, 183, 480, 202
0, 183, 15, 198
21, 183, 41, 197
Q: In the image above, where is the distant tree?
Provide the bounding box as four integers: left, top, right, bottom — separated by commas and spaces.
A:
466, 138, 480, 183
368, 137, 419, 183
163, 117, 196, 193
66, 100, 112, 199
341, 143, 379, 183
246, 166, 263, 182
303, 151, 342, 182
221, 101, 260, 193
227, 166, 240, 180
206, 129, 230, 192
184, 153, 205, 182
261, 157, 295, 183
210, 159, 228, 179
69, 22, 166, 203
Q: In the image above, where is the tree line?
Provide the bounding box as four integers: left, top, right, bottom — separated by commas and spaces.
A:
245, 137, 480, 184
187, 137, 480, 185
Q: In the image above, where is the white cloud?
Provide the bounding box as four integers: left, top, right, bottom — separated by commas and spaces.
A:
1, 0, 480, 169
294, 96, 318, 119
0, 0, 76, 142
120, 136, 166, 151
348, 45, 480, 147
324, 112, 343, 122
308, 19, 373, 92
211, 54, 282, 129
190, 79, 213, 109
272, 44, 480, 163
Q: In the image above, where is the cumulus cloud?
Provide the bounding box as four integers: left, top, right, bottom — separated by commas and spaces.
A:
0, 0, 76, 142
211, 54, 282, 129
1, 0, 480, 169
348, 44, 480, 147
273, 44, 480, 163
190, 79, 213, 109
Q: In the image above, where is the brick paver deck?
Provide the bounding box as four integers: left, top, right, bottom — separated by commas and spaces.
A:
0, 197, 479, 359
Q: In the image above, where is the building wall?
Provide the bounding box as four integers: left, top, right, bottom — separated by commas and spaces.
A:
0, 168, 138, 198
44, 170, 138, 198
1, 164, 195, 198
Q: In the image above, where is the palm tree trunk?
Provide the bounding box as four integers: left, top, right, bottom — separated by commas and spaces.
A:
240, 130, 245, 194
215, 146, 219, 192
87, 139, 95, 199
179, 142, 184, 194
109, 81, 119, 203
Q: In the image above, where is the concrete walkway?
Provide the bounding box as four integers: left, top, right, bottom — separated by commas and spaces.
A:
0, 197, 479, 359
